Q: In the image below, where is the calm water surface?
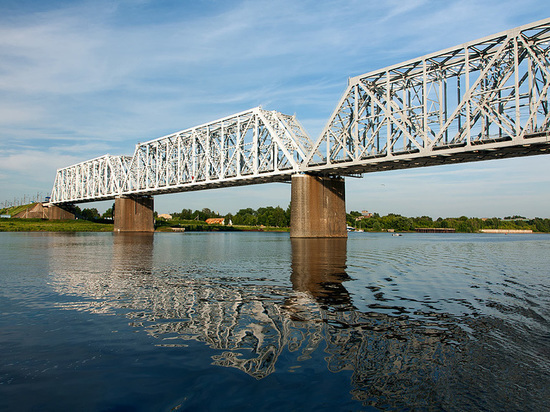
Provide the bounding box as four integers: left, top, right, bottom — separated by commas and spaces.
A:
0, 231, 548, 411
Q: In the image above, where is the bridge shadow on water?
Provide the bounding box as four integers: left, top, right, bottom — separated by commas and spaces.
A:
48, 232, 540, 410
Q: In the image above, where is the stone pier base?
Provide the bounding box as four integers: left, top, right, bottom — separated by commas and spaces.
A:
48, 204, 76, 220
290, 174, 347, 238
114, 196, 154, 232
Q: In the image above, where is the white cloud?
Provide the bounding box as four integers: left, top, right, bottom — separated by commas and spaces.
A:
0, 149, 78, 177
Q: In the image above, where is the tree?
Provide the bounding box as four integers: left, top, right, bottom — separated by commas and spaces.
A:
225, 213, 234, 225
102, 206, 113, 218
533, 217, 550, 232
346, 211, 362, 227
176, 208, 193, 220
272, 206, 287, 227
234, 208, 258, 226
81, 208, 100, 220
413, 216, 433, 228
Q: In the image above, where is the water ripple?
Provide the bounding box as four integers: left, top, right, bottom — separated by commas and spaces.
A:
2, 232, 548, 410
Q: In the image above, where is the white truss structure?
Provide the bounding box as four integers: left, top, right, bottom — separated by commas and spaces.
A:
51, 108, 312, 203
305, 18, 550, 174
50, 19, 550, 204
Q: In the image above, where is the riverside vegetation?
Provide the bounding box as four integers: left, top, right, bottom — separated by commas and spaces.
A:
1, 204, 549, 232
347, 211, 550, 233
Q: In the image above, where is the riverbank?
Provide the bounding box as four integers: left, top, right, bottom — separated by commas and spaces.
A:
0, 218, 289, 233
155, 224, 289, 233
0, 218, 113, 232
1, 217, 547, 234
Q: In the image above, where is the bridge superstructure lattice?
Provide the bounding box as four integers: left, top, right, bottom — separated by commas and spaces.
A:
50, 18, 550, 204
306, 18, 550, 174
51, 108, 312, 203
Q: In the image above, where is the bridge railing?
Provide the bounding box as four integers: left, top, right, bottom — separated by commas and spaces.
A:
304, 18, 550, 173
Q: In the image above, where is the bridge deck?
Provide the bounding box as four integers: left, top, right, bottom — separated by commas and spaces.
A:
306, 133, 550, 176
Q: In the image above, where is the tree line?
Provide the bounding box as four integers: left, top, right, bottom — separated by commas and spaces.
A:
169, 206, 291, 227
347, 212, 550, 233
74, 204, 550, 232
73, 205, 112, 221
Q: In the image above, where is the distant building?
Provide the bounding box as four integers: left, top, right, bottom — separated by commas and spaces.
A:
157, 213, 172, 220
355, 210, 373, 221
206, 218, 225, 225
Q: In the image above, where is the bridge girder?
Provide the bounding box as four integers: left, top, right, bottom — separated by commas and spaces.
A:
304, 18, 550, 174
50, 108, 313, 204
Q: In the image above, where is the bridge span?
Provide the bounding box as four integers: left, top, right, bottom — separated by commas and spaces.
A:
49, 18, 550, 237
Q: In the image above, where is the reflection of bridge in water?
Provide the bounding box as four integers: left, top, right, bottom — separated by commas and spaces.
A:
50, 234, 477, 408
48, 19, 550, 237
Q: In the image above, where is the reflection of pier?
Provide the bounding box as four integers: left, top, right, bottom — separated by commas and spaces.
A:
50, 235, 468, 408
290, 238, 351, 308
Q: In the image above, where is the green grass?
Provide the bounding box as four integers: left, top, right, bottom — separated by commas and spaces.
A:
0, 214, 290, 233
0, 203, 36, 217
0, 218, 113, 232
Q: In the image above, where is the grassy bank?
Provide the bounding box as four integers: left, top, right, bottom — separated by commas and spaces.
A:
0, 204, 35, 217
0, 218, 289, 233
0, 218, 113, 232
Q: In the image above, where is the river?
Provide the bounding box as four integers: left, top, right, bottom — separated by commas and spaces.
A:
0, 231, 548, 411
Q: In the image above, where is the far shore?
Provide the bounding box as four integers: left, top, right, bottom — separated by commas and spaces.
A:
1, 218, 548, 234
0, 218, 290, 233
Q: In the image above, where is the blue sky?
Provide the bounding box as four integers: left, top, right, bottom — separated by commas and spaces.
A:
1, 0, 549, 218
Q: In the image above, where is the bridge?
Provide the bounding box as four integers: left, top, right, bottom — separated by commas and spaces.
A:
49, 18, 550, 237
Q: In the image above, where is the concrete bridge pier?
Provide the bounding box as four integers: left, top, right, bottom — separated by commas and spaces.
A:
114, 196, 155, 232
290, 174, 347, 238
47, 204, 76, 220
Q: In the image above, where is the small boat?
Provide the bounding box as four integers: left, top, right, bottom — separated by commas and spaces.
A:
392, 233, 402, 236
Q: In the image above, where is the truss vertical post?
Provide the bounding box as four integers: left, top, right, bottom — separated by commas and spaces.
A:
423, 59, 428, 149
465, 46, 471, 145
253, 114, 259, 174
221, 122, 225, 179
528, 53, 536, 131
237, 117, 242, 177
192, 133, 197, 181
353, 84, 359, 160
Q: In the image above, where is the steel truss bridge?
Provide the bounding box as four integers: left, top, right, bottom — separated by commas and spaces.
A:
50, 18, 550, 204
